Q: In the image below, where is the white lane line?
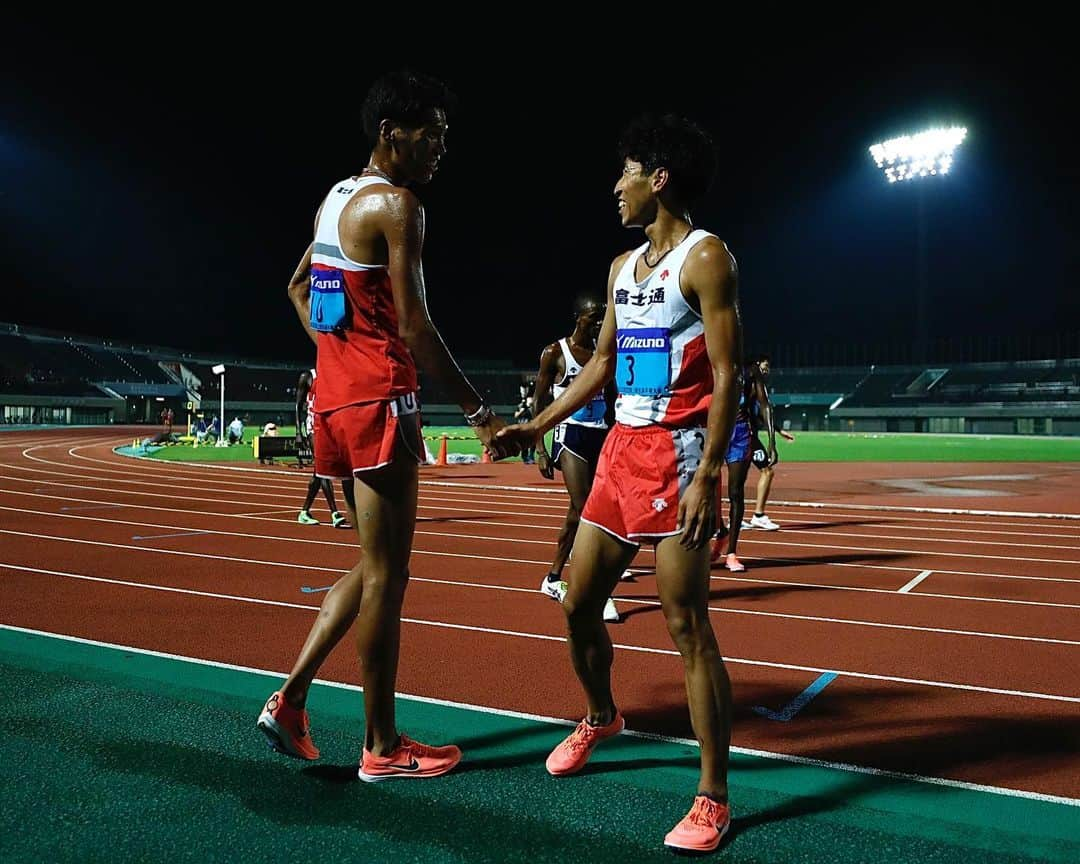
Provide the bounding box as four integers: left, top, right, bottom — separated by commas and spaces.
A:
4, 623, 1077, 807
899, 570, 934, 594
3, 567, 1078, 704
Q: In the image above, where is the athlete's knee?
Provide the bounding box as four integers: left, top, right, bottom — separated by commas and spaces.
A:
563, 590, 604, 630
360, 558, 409, 599
664, 607, 717, 656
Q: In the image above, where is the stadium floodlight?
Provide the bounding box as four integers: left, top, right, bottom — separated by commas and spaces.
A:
869, 126, 967, 184
212, 364, 227, 446
867, 125, 968, 362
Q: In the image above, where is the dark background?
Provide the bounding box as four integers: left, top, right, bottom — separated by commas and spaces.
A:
4, 20, 1076, 368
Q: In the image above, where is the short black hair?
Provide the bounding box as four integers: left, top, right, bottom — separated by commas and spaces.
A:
574, 293, 605, 317
362, 69, 457, 144
617, 113, 716, 205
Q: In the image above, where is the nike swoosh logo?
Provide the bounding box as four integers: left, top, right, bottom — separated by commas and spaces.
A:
386, 758, 420, 771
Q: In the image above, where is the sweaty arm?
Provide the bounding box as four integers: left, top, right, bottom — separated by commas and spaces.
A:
379, 189, 514, 455
675, 238, 741, 548
530, 344, 562, 457
382, 189, 485, 413
287, 243, 318, 347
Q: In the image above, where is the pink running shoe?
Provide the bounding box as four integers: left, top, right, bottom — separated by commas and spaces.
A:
257, 691, 319, 761
725, 553, 746, 572
545, 712, 625, 776
358, 733, 462, 782
664, 795, 731, 853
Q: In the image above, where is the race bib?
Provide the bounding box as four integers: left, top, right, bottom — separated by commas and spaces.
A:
310, 267, 349, 332
390, 392, 420, 417
571, 394, 606, 423
616, 328, 670, 396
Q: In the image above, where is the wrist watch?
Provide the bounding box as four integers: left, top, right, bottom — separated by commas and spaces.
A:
464, 403, 492, 427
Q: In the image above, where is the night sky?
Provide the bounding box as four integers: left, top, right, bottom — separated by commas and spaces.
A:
4, 21, 1076, 369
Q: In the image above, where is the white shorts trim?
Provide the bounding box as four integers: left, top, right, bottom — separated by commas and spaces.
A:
556, 446, 587, 465
627, 528, 684, 541
626, 522, 682, 544
350, 459, 393, 475
579, 516, 639, 548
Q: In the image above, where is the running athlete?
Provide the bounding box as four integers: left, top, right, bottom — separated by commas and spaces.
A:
532, 296, 620, 623
743, 354, 789, 530
498, 113, 740, 854
295, 369, 349, 528
258, 69, 516, 783
709, 359, 772, 572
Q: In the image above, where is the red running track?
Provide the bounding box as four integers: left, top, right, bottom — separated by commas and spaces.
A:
1, 427, 1078, 800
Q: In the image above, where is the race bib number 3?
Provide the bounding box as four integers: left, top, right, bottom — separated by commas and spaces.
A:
310, 267, 349, 333
616, 328, 671, 396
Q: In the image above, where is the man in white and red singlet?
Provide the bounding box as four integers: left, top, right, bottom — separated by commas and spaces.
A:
258, 69, 517, 783
499, 114, 740, 854
531, 295, 620, 622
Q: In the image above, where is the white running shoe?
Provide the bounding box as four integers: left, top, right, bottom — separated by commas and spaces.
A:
750, 514, 780, 531
541, 577, 568, 602
619, 569, 634, 581
740, 520, 753, 530
603, 597, 620, 623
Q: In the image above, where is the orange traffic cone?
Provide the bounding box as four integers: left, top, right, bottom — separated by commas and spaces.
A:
436, 435, 448, 466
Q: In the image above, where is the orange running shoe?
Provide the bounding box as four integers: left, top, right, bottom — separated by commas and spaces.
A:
664, 795, 731, 853
725, 553, 746, 572
257, 691, 320, 761
545, 712, 625, 776
358, 734, 462, 782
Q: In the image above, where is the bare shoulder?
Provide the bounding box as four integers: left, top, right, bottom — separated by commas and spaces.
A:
610, 249, 634, 273
606, 249, 635, 289
539, 341, 563, 368
339, 184, 423, 263
684, 236, 737, 290
686, 236, 736, 274
350, 184, 421, 220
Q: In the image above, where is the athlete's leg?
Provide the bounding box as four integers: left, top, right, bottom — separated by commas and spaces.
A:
547, 451, 593, 579
560, 523, 636, 723
281, 440, 417, 759
725, 458, 750, 556
654, 534, 731, 801
319, 478, 340, 513
301, 473, 321, 515
754, 465, 774, 516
